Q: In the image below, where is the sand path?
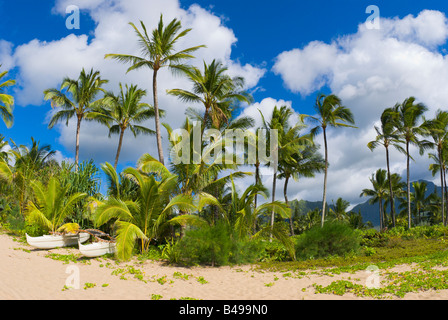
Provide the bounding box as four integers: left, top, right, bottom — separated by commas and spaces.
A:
0, 232, 447, 300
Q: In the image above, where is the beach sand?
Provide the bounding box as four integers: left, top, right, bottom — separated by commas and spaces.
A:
1, 232, 447, 300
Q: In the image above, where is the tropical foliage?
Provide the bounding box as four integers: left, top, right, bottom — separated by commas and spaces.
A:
1, 13, 447, 268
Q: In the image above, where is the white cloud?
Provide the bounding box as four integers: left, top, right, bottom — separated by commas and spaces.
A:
4, 0, 266, 166
271, 9, 448, 204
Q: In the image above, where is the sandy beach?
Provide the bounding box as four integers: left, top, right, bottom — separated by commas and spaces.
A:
1, 232, 447, 300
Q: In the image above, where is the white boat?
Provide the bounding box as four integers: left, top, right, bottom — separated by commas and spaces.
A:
25, 232, 90, 249
78, 240, 116, 257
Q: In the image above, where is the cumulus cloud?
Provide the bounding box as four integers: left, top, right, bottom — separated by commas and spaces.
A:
271, 9, 448, 204
4, 0, 266, 166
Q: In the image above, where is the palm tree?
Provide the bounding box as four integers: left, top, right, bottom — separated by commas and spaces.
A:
391, 97, 428, 229
0, 66, 15, 129
105, 15, 205, 165
94, 163, 197, 260
92, 83, 157, 169
311, 93, 356, 227
278, 144, 325, 235
399, 181, 439, 225
428, 147, 448, 225
424, 110, 448, 225
167, 59, 252, 133
360, 169, 389, 230
329, 198, 350, 222
44, 68, 108, 167
2, 138, 56, 215
25, 177, 87, 234
261, 105, 313, 239
368, 107, 405, 227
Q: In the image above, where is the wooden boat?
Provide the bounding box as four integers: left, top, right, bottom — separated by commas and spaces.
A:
77, 229, 116, 257
25, 232, 90, 249
78, 240, 116, 257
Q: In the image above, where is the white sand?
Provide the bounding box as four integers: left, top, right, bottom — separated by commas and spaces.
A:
0, 232, 447, 300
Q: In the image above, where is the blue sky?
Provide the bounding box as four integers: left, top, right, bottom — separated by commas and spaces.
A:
1, 0, 448, 203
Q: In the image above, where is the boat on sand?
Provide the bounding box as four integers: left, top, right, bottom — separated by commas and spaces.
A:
78, 240, 116, 257
26, 232, 90, 249
78, 229, 116, 257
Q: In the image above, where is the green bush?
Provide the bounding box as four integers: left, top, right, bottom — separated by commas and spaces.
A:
295, 221, 361, 260
174, 223, 263, 266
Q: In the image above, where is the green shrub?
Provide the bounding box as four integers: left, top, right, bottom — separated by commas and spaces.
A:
174, 222, 263, 266
295, 221, 361, 260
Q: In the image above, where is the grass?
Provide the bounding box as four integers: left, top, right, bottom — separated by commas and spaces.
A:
255, 238, 448, 274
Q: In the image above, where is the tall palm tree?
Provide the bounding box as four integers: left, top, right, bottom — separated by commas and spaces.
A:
278, 144, 325, 235
167, 59, 252, 133
368, 107, 405, 227
391, 97, 428, 229
428, 144, 448, 225
44, 68, 108, 167
92, 83, 157, 169
360, 169, 389, 230
424, 110, 448, 225
311, 93, 356, 227
105, 15, 205, 165
261, 106, 313, 239
0, 65, 15, 129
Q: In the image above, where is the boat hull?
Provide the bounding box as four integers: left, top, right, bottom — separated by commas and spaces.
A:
26, 233, 90, 249
78, 241, 116, 257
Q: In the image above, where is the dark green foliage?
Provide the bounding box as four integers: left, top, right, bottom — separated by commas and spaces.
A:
295, 221, 361, 260
175, 222, 263, 266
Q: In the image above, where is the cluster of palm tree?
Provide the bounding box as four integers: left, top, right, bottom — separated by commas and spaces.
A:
2, 13, 448, 263
366, 98, 448, 229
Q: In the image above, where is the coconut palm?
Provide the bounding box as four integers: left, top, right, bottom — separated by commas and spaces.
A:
368, 107, 405, 227
391, 97, 429, 228
424, 110, 448, 225
25, 177, 87, 234
261, 105, 313, 239
399, 181, 439, 225
94, 163, 196, 260
428, 146, 448, 224
105, 15, 205, 165
167, 59, 252, 133
310, 93, 356, 227
44, 68, 108, 167
92, 83, 157, 169
278, 144, 325, 235
360, 169, 389, 230
329, 198, 350, 222
0, 66, 15, 129
1, 138, 56, 215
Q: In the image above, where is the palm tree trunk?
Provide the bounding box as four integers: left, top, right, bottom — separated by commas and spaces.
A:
379, 198, 383, 231
254, 161, 260, 209
270, 171, 277, 242
321, 127, 328, 227
114, 127, 125, 169
406, 141, 411, 229
75, 115, 82, 170
386, 146, 396, 227
284, 175, 294, 236
442, 170, 448, 224
152, 69, 164, 165
439, 148, 445, 226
